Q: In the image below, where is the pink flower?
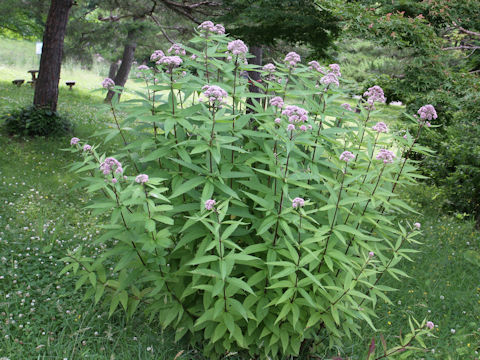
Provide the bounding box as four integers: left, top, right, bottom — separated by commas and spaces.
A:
167, 43, 186, 56
269, 96, 284, 108
308, 61, 326, 74
369, 251, 375, 257
137, 65, 149, 70
376, 149, 396, 164
263, 63, 275, 73
284, 52, 301, 68
150, 50, 165, 62
101, 78, 115, 89
299, 125, 307, 131
83, 144, 91, 151
190, 54, 198, 60
372, 122, 388, 133
135, 174, 149, 184
205, 199, 216, 210
198, 21, 224, 35
274, 118, 281, 124
198, 21, 215, 32
329, 64, 341, 77
282, 105, 308, 123
227, 39, 248, 55
364, 85, 386, 107
340, 151, 355, 162
320, 73, 339, 87
100, 157, 123, 175
426, 321, 434, 329
112, 178, 117, 184
201, 84, 228, 105
214, 24, 225, 35
292, 197, 305, 209
341, 103, 353, 112
70, 137, 80, 145
287, 124, 295, 131
156, 56, 182, 71
417, 104, 437, 121
414, 222, 421, 229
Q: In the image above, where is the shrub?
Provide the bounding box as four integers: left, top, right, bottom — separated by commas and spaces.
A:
61, 28, 433, 358
1, 105, 72, 137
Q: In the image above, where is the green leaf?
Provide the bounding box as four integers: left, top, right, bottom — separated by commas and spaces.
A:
170, 177, 205, 199
227, 277, 255, 295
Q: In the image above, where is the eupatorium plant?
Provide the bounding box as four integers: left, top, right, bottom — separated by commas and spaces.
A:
62, 24, 435, 359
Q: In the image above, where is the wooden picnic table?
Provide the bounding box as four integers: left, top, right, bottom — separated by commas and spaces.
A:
28, 70, 39, 81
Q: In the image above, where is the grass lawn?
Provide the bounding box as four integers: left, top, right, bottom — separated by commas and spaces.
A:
0, 56, 479, 359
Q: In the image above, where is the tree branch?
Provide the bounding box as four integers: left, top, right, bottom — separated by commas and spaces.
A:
442, 45, 480, 51
453, 21, 480, 38
150, 14, 175, 44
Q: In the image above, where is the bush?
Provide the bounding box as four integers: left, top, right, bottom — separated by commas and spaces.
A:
61, 29, 433, 358
1, 105, 72, 137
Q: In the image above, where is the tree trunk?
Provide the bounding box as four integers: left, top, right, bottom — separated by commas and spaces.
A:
108, 60, 121, 79
33, 0, 74, 111
105, 29, 137, 102
246, 45, 263, 114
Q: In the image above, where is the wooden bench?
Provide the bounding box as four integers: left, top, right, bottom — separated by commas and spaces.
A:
65, 81, 76, 90
12, 79, 25, 87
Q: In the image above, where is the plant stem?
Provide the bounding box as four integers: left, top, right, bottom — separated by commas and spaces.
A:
318, 164, 347, 269
343, 131, 380, 225
272, 149, 292, 246
209, 108, 217, 174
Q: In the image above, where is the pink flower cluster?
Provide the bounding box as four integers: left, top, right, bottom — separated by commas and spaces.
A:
150, 50, 165, 62
284, 52, 301, 68
329, 64, 341, 77
100, 157, 123, 175
308, 61, 326, 74
227, 39, 248, 55
101, 78, 115, 89
292, 197, 305, 209
135, 174, 149, 184
168, 43, 186, 56
263, 63, 275, 73
157, 56, 183, 70
320, 72, 339, 87
282, 105, 308, 123
426, 321, 434, 329
200, 84, 228, 105
414, 222, 421, 229
83, 144, 92, 152
205, 199, 216, 210
372, 121, 388, 133
417, 104, 437, 121
137, 65, 149, 70
340, 151, 355, 162
376, 149, 396, 164
341, 103, 353, 112
364, 85, 386, 107
70, 137, 80, 145
198, 21, 225, 35
269, 96, 284, 108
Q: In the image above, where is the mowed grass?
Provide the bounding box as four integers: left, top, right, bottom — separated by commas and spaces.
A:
0, 54, 479, 359
0, 82, 194, 359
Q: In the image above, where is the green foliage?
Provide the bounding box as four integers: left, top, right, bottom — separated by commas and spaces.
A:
220, 0, 341, 56
62, 30, 432, 358
1, 105, 72, 137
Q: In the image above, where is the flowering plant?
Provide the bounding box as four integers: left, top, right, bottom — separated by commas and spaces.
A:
62, 26, 434, 358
